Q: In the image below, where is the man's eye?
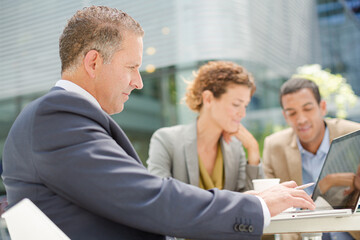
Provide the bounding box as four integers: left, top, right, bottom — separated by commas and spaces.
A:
304, 108, 313, 111
287, 112, 296, 116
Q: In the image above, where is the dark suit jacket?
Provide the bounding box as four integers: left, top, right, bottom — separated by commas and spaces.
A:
2, 87, 264, 240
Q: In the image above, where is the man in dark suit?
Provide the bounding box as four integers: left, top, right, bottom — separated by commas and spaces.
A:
2, 6, 314, 240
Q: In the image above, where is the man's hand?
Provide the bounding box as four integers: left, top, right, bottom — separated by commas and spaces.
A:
253, 181, 316, 217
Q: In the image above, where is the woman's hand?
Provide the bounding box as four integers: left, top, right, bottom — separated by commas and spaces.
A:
223, 123, 260, 165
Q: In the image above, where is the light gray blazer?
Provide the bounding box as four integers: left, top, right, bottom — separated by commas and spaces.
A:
147, 122, 264, 192
2, 88, 265, 240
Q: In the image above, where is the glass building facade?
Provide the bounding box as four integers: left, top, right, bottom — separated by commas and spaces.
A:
0, 0, 359, 196
316, 0, 360, 95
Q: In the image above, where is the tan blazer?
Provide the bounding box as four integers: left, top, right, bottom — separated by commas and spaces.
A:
263, 118, 360, 185
147, 121, 264, 192
263, 118, 360, 240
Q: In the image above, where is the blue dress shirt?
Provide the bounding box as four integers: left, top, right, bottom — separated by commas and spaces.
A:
297, 127, 354, 240
297, 127, 330, 195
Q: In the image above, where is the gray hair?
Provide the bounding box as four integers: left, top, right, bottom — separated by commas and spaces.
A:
59, 5, 144, 73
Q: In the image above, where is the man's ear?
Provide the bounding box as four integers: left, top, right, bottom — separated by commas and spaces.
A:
319, 100, 327, 117
282, 110, 290, 125
201, 90, 214, 108
84, 50, 101, 78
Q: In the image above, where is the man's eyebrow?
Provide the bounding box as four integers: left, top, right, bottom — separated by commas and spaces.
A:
302, 102, 314, 108
127, 63, 141, 67
283, 107, 295, 113
284, 102, 314, 112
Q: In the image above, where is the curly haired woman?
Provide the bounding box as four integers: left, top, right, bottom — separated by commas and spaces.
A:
147, 61, 263, 192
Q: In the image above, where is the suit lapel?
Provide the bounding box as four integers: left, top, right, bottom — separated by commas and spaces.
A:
184, 122, 199, 187
108, 115, 142, 164
286, 133, 303, 185
221, 139, 237, 190
51, 87, 143, 165
326, 119, 338, 143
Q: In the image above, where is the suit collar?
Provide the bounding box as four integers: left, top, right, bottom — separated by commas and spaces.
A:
54, 80, 102, 110
182, 121, 238, 190
286, 129, 303, 184
286, 120, 333, 185
183, 122, 200, 186
108, 116, 142, 164
221, 139, 238, 190
50, 88, 143, 165
325, 118, 340, 142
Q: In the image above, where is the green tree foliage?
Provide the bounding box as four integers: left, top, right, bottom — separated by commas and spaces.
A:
292, 64, 358, 118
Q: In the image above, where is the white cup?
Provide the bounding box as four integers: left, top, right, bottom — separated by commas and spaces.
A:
252, 178, 280, 192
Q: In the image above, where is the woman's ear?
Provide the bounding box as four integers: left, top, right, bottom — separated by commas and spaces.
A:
202, 90, 214, 108
83, 50, 101, 78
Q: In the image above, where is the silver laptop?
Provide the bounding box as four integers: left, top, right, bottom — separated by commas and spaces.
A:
272, 129, 360, 220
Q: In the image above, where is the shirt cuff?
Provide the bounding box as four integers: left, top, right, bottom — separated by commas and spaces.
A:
255, 195, 271, 229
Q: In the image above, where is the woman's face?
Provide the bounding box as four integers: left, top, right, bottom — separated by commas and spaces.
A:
209, 84, 251, 133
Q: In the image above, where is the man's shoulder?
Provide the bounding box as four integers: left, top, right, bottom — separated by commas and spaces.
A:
40, 88, 94, 108
326, 117, 360, 127
326, 118, 360, 136
38, 88, 106, 118
26, 88, 82, 113
8, 90, 61, 124
22, 88, 112, 137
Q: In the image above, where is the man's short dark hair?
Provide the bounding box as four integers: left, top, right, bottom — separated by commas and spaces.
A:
279, 78, 321, 108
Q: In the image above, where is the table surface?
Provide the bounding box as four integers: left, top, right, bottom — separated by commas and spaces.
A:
264, 213, 360, 234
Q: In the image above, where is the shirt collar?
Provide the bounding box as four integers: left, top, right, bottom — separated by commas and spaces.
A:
55, 80, 102, 110
297, 125, 330, 156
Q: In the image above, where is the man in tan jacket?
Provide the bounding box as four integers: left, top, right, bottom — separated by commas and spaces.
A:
263, 78, 360, 240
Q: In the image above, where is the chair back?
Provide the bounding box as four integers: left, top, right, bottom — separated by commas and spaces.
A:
2, 198, 70, 240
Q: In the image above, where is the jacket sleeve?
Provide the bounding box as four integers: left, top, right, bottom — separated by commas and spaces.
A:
245, 164, 265, 190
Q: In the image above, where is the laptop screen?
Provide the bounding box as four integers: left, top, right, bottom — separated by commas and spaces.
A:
312, 129, 360, 212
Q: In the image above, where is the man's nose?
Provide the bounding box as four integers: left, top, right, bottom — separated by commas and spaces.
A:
297, 113, 307, 124
132, 71, 143, 89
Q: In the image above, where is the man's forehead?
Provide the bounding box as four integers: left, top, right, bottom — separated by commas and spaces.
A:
115, 35, 143, 59
282, 89, 317, 102
282, 92, 318, 110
